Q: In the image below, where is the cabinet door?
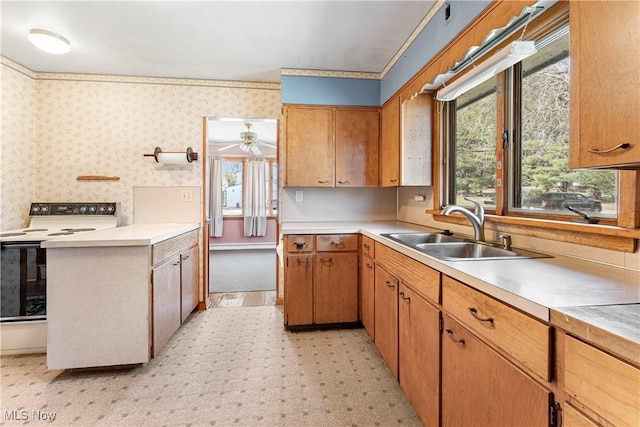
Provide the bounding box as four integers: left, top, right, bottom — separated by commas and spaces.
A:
374, 264, 399, 378
380, 96, 400, 187
180, 246, 199, 323
285, 107, 334, 186
335, 109, 379, 187
400, 93, 432, 185
284, 254, 314, 326
360, 253, 375, 339
398, 284, 439, 427
314, 252, 358, 324
570, 1, 640, 168
442, 315, 552, 427
153, 256, 182, 357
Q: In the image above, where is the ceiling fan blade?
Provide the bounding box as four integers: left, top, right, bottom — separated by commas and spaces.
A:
217, 144, 239, 151
250, 145, 262, 155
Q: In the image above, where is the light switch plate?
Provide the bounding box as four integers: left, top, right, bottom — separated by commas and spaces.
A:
295, 190, 303, 202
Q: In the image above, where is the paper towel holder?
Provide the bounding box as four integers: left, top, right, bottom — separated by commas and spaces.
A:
144, 147, 199, 164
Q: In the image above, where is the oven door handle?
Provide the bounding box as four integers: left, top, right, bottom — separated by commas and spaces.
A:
1, 242, 42, 249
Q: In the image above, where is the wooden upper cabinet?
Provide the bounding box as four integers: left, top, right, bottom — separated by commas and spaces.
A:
569, 1, 640, 169
335, 109, 379, 187
284, 106, 334, 186
284, 105, 380, 187
380, 96, 400, 186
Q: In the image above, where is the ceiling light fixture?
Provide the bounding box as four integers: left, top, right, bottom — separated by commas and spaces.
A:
436, 40, 537, 101
28, 29, 71, 54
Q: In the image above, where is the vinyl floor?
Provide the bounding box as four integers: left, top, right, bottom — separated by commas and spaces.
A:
0, 305, 421, 426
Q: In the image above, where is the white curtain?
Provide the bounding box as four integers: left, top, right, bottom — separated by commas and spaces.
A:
243, 156, 267, 237
209, 156, 224, 237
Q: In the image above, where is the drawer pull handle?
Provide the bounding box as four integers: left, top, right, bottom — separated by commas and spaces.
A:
385, 280, 395, 289
446, 329, 465, 345
296, 258, 310, 268
363, 244, 370, 250
468, 307, 494, 324
399, 292, 411, 302
366, 263, 373, 269
338, 180, 350, 184
587, 142, 630, 154
318, 180, 330, 184
295, 242, 307, 250
330, 242, 346, 248
320, 258, 334, 266
390, 179, 398, 183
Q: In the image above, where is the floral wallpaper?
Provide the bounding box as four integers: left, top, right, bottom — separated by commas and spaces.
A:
0, 60, 37, 230
1, 57, 281, 227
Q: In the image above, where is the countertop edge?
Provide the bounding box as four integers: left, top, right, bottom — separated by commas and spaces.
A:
42, 223, 200, 248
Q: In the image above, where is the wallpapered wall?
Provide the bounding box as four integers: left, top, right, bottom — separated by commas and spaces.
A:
0, 58, 281, 227
1, 61, 38, 230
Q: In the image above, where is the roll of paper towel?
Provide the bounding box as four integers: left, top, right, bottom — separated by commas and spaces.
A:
156, 152, 190, 164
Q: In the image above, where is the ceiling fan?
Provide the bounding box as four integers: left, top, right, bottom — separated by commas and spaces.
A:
212, 123, 276, 155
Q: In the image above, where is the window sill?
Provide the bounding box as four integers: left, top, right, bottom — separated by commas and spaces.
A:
427, 210, 639, 252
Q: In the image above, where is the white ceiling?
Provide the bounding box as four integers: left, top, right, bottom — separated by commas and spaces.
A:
1, 1, 437, 83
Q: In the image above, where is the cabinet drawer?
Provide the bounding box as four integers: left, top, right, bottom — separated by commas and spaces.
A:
152, 230, 198, 266
361, 235, 375, 258
565, 335, 640, 427
442, 276, 550, 382
316, 234, 358, 252
375, 243, 440, 305
286, 235, 314, 252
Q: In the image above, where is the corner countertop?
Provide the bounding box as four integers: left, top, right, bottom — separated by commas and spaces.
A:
281, 220, 640, 363
41, 223, 200, 248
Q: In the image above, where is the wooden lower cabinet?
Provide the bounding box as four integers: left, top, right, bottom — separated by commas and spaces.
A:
314, 251, 358, 324
180, 245, 199, 323
442, 315, 553, 427
564, 334, 640, 427
398, 283, 440, 427
374, 264, 399, 378
152, 255, 182, 357
284, 234, 358, 327
360, 251, 375, 338
284, 253, 314, 326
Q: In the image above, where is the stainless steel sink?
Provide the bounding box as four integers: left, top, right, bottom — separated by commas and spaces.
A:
416, 242, 521, 260
380, 232, 551, 261
381, 232, 464, 245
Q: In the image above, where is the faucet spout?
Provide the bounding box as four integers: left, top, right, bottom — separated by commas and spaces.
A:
440, 198, 485, 242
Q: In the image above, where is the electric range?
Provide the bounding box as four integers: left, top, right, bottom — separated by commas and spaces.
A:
0, 202, 118, 354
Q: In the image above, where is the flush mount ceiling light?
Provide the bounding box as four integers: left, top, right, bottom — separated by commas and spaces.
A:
28, 29, 71, 54
436, 40, 537, 101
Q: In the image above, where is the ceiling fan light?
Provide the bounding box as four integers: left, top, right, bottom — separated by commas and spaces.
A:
29, 28, 71, 54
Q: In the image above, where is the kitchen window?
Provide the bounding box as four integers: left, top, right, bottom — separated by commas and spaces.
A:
443, 26, 618, 222
221, 159, 278, 217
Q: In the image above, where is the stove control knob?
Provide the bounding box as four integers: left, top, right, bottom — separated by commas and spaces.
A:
106, 205, 115, 213
98, 205, 106, 213
88, 206, 97, 213
32, 206, 40, 213
40, 206, 48, 213
80, 206, 88, 213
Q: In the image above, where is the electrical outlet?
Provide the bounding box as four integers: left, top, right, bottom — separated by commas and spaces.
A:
181, 190, 193, 202
295, 190, 303, 202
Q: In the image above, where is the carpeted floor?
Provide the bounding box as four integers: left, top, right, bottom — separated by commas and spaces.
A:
0, 306, 421, 426
210, 249, 276, 292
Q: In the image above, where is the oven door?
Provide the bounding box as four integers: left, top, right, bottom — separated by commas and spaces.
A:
0, 242, 46, 321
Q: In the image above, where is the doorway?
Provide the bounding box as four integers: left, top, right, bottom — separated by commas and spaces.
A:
204, 118, 279, 305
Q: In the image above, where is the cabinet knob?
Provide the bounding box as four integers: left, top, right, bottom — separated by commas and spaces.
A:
385, 280, 395, 288
295, 242, 307, 250
587, 142, 630, 154
399, 292, 411, 302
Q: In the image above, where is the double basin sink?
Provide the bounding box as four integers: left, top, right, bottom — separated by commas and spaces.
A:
380, 232, 550, 261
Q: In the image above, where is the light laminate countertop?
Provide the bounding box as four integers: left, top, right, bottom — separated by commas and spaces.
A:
41, 223, 200, 248
281, 220, 640, 363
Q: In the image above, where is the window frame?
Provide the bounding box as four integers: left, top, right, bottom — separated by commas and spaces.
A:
220, 157, 278, 219
426, 2, 639, 251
